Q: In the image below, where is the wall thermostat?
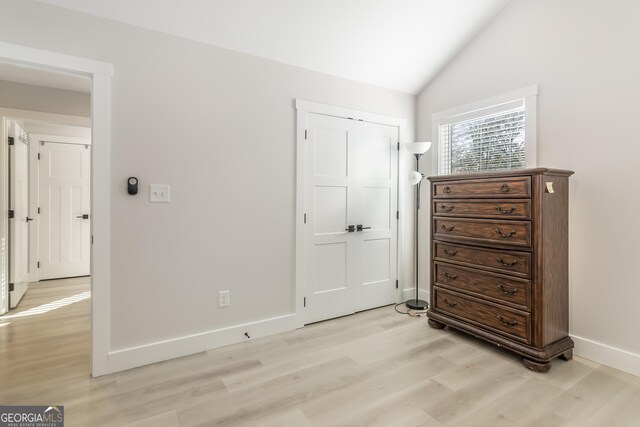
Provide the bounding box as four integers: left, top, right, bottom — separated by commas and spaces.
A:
128, 177, 138, 195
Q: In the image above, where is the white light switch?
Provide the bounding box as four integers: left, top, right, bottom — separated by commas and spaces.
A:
149, 184, 170, 202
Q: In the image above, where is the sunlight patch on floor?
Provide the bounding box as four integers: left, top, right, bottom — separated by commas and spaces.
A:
0, 290, 91, 321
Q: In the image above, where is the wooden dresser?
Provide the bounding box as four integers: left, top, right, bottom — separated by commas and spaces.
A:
426, 168, 574, 372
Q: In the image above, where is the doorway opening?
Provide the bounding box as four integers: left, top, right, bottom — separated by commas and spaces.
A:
0, 60, 93, 374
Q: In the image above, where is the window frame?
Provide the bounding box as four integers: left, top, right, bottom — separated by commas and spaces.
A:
431, 85, 538, 175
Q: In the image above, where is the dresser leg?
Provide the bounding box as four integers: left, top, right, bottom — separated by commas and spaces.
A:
560, 349, 573, 361
427, 319, 446, 329
522, 358, 551, 373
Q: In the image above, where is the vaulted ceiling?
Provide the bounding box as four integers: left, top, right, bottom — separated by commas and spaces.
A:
37, 0, 510, 94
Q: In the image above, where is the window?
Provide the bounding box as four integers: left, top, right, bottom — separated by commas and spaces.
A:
433, 86, 537, 175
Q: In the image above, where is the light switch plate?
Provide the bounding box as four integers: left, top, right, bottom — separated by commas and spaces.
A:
150, 184, 170, 202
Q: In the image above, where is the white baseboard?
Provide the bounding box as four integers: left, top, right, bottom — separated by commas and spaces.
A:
573, 335, 640, 378
401, 287, 429, 304
107, 313, 299, 374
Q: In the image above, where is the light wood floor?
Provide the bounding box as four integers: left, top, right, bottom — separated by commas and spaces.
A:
1, 278, 639, 426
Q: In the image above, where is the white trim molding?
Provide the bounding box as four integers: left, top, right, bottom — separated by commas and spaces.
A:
0, 42, 112, 377
108, 314, 299, 373
573, 335, 640, 378
431, 85, 538, 174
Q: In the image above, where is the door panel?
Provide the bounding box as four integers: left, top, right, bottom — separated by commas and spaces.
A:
39, 141, 90, 280
355, 121, 398, 311
8, 122, 30, 308
305, 113, 358, 323
304, 113, 398, 323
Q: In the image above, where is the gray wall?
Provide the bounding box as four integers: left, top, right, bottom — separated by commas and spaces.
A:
417, 0, 640, 368
0, 1, 415, 354
0, 80, 90, 117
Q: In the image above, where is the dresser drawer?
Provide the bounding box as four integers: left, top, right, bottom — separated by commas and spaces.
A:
434, 262, 531, 311
433, 199, 531, 220
433, 287, 531, 343
433, 176, 531, 199
434, 217, 532, 248
433, 241, 531, 278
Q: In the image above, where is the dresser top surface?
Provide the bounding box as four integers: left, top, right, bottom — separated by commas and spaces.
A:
428, 168, 574, 182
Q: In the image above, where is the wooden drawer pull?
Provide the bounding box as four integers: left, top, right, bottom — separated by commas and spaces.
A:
443, 272, 458, 280
440, 204, 454, 212
497, 284, 518, 295
443, 298, 458, 308
495, 205, 515, 214
441, 225, 455, 232
443, 249, 458, 257
496, 258, 518, 267
494, 228, 516, 238
496, 315, 518, 327
500, 184, 510, 193
443, 186, 451, 194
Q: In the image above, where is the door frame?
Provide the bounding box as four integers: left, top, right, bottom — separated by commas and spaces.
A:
294, 99, 406, 327
0, 42, 112, 377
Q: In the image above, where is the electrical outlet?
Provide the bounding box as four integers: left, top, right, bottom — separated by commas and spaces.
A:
218, 290, 230, 308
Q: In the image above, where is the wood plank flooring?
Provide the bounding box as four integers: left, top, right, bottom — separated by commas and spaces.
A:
1, 277, 639, 426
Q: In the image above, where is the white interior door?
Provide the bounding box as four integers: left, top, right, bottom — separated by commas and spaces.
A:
39, 141, 91, 280
304, 113, 398, 324
356, 122, 398, 311
8, 121, 30, 308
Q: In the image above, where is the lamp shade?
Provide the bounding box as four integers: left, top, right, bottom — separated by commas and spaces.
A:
405, 141, 432, 155
408, 171, 423, 185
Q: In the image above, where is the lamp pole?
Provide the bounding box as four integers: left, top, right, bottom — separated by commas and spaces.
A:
406, 152, 428, 311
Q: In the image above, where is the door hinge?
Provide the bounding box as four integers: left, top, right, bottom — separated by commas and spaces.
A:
304, 129, 308, 140
8, 209, 14, 219
8, 136, 14, 146
8, 283, 14, 292
397, 141, 400, 151
396, 280, 399, 289
38, 207, 40, 214
396, 211, 399, 220
37, 261, 40, 268
37, 153, 40, 160
304, 213, 307, 224
304, 297, 306, 307
91, 235, 94, 244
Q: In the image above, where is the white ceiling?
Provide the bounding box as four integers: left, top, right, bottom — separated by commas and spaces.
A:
0, 61, 90, 93
36, 0, 510, 94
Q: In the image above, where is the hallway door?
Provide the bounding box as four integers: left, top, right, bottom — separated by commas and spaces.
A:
39, 141, 91, 280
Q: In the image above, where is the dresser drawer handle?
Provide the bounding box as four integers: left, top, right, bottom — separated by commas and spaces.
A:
500, 184, 510, 193
443, 249, 458, 257
496, 258, 518, 267
441, 225, 455, 232
442, 298, 458, 308
442, 186, 451, 194
443, 272, 458, 280
494, 228, 516, 238
440, 204, 454, 212
496, 315, 518, 327
497, 284, 519, 295
495, 205, 515, 214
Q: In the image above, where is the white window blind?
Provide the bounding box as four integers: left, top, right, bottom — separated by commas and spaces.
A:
439, 107, 526, 175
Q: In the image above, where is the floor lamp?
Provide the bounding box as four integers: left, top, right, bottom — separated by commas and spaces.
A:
405, 142, 432, 311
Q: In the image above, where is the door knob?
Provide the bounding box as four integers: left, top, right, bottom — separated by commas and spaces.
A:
76, 214, 90, 219
26, 217, 34, 222
356, 225, 371, 231
344, 225, 355, 232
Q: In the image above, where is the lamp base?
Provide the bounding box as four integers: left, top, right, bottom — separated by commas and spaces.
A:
405, 298, 428, 311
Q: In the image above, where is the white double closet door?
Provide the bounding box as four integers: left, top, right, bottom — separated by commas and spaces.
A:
305, 113, 398, 324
